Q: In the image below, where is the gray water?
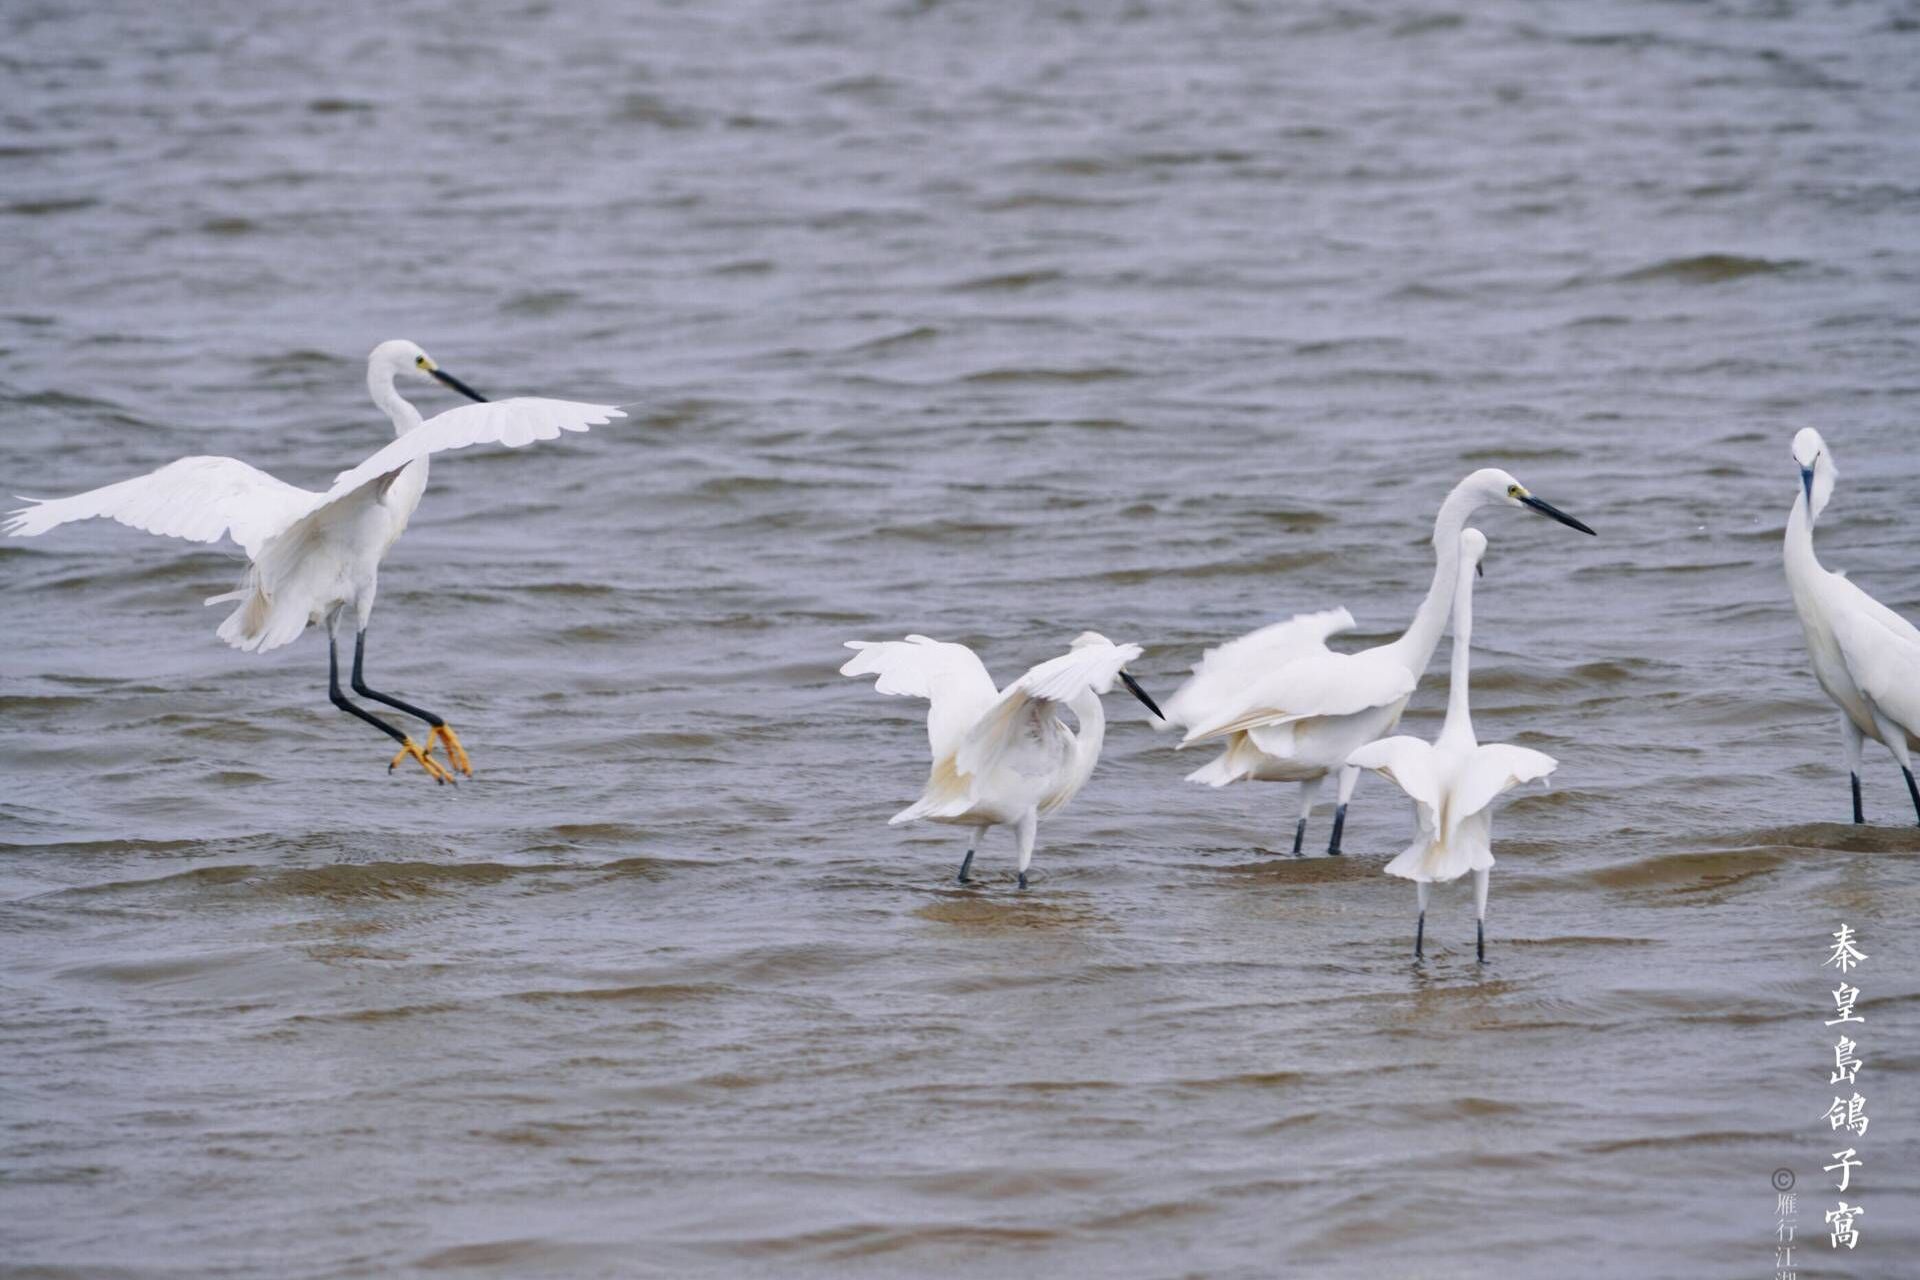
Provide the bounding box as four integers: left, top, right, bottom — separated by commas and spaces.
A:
4, 1, 1920, 1276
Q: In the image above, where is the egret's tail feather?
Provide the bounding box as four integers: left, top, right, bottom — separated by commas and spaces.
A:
204, 496, 354, 654
1382, 808, 1493, 883
207, 570, 268, 651
206, 565, 305, 654
889, 756, 973, 824
890, 793, 972, 825
1184, 732, 1263, 787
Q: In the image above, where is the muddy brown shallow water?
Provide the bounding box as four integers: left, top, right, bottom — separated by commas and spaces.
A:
3, 1, 1919, 1275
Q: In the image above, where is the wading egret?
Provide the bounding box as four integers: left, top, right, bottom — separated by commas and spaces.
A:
1165, 468, 1590, 856
6, 339, 625, 783
840, 631, 1163, 888
1346, 529, 1557, 962
1784, 428, 1920, 825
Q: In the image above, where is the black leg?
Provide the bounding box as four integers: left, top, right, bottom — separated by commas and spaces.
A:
1327, 804, 1347, 856
331, 632, 450, 784
1016, 871, 1028, 890
1414, 911, 1424, 961
957, 848, 975, 885
330, 633, 408, 746
1904, 767, 1920, 827
1476, 918, 1485, 964
353, 630, 470, 777
1852, 773, 1865, 825
351, 631, 444, 728
1290, 817, 1305, 856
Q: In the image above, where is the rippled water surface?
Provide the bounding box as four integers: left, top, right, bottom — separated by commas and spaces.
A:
5, 1, 1920, 1275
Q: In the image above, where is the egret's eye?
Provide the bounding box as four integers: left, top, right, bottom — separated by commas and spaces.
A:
415, 355, 426, 367
1506, 484, 1520, 497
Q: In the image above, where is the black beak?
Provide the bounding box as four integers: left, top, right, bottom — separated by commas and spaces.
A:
1119, 670, 1164, 721
1519, 493, 1596, 536
430, 367, 489, 403
1801, 466, 1814, 505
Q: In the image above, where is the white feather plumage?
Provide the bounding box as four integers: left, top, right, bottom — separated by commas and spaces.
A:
842, 631, 1152, 886
1346, 529, 1556, 960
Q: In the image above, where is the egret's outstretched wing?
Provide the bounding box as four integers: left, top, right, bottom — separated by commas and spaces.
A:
1448, 743, 1557, 838
327, 397, 627, 496
1826, 577, 1920, 736
1346, 735, 1443, 812
5, 456, 321, 558
840, 636, 999, 762
1162, 608, 1354, 730
957, 639, 1141, 786
1180, 647, 1415, 745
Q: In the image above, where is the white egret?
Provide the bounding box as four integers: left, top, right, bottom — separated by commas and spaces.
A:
1165, 468, 1591, 856
1784, 427, 1920, 825
6, 339, 625, 783
1346, 529, 1557, 962
840, 631, 1163, 888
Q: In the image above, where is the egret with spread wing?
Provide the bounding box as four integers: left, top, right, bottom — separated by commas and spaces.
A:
1165, 467, 1591, 856
6, 339, 625, 783
1784, 428, 1920, 825
840, 632, 1163, 888
1346, 529, 1557, 962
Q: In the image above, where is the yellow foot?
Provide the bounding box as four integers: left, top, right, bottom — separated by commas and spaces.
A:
426, 723, 474, 777
390, 737, 455, 785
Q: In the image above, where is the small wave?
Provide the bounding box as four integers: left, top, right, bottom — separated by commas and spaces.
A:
978, 191, 1135, 211
1716, 822, 1920, 853
511, 981, 727, 1005
1210, 855, 1377, 883
1393, 13, 1467, 37
717, 1221, 1059, 1264
1583, 1129, 1778, 1155
519, 580, 616, 597
1459, 445, 1579, 463
283, 1002, 462, 1028
949, 269, 1065, 292
869, 516, 1018, 543
913, 896, 1104, 930
1615, 254, 1804, 284
959, 366, 1137, 385
611, 91, 704, 128
1098, 549, 1332, 585
1582, 847, 1785, 892
1173, 1069, 1309, 1092
4, 197, 98, 217
417, 1239, 604, 1272
904, 1167, 1110, 1198
57, 859, 547, 903
843, 324, 939, 354
499, 288, 580, 317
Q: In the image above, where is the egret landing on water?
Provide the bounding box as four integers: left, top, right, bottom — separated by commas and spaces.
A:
1785, 428, 1920, 826
6, 340, 625, 783
1164, 467, 1591, 857
1346, 529, 1557, 963
840, 632, 1163, 889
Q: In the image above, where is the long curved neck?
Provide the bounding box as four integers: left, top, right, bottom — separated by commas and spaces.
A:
1438, 557, 1476, 746
368, 365, 425, 437
1064, 689, 1107, 794
1381, 479, 1477, 674
1784, 488, 1825, 607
